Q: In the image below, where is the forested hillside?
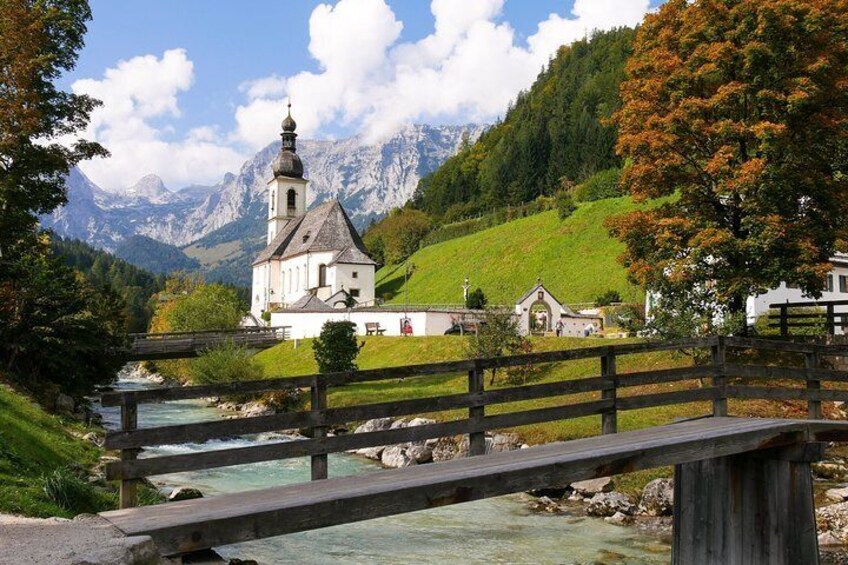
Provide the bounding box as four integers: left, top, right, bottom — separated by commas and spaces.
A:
52, 238, 164, 332
413, 28, 634, 219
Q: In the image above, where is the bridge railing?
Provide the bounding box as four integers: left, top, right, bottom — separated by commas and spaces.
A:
101, 336, 848, 508
125, 326, 291, 361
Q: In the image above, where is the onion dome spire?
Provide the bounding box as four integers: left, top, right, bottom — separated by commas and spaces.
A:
272, 101, 303, 179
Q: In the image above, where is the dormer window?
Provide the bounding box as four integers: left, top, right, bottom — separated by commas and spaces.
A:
302, 231, 311, 243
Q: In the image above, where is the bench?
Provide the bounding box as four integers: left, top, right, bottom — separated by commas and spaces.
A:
365, 322, 386, 335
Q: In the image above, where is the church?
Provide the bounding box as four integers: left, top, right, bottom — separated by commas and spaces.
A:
250, 105, 377, 320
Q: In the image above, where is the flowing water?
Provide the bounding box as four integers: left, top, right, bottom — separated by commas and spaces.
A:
97, 371, 671, 564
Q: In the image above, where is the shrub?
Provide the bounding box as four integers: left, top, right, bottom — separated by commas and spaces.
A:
615, 303, 647, 336
595, 290, 622, 307
313, 321, 361, 373
556, 191, 577, 219
189, 342, 264, 386
465, 288, 488, 310
573, 167, 623, 202
261, 311, 271, 322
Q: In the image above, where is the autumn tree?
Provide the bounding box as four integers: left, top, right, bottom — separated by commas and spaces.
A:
608, 0, 848, 330
0, 0, 106, 257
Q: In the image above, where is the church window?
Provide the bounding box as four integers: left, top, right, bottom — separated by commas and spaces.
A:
350, 288, 360, 298
302, 231, 311, 243
352, 271, 358, 279
295, 267, 299, 290
287, 189, 297, 210
270, 190, 275, 212
288, 269, 292, 292
318, 264, 327, 287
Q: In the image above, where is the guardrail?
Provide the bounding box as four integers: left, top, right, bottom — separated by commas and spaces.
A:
102, 336, 848, 508
769, 300, 848, 336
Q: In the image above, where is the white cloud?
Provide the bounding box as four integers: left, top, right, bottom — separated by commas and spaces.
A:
234, 0, 651, 145
75, 1, 651, 190
73, 49, 246, 191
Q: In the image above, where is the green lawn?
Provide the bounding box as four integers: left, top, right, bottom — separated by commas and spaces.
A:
375, 197, 655, 306
0, 384, 102, 517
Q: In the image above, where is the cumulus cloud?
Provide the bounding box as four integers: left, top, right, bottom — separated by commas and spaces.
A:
75, 1, 651, 191
73, 49, 246, 191
235, 0, 650, 145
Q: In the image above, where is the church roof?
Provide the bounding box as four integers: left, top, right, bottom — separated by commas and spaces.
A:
289, 292, 334, 311
253, 199, 377, 266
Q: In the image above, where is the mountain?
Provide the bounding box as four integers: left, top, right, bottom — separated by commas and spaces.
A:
114, 235, 200, 275
43, 123, 482, 285
374, 197, 648, 307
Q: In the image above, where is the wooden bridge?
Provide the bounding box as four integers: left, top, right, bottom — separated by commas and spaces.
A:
99, 336, 848, 563
123, 326, 290, 361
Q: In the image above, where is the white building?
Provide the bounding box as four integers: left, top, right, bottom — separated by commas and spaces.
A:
514, 282, 603, 337
251, 105, 377, 319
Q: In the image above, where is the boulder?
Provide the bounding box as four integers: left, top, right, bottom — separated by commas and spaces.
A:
381, 445, 414, 468
826, 486, 848, 502
405, 444, 433, 464
407, 417, 436, 427
240, 401, 274, 418
530, 496, 561, 513
817, 501, 848, 543
570, 477, 613, 497
70, 535, 160, 565
586, 492, 635, 517
56, 393, 75, 413
168, 487, 203, 502
813, 462, 848, 481
819, 531, 842, 546
353, 418, 394, 434
354, 446, 385, 460
604, 511, 631, 525
487, 433, 521, 453
390, 419, 409, 429
638, 478, 674, 516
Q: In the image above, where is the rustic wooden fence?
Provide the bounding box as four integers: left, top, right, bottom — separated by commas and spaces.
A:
770, 299, 848, 336
125, 326, 290, 361
102, 336, 848, 509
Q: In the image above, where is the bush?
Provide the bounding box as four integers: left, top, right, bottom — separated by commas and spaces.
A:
465, 288, 488, 310
573, 168, 623, 202
595, 290, 622, 307
313, 321, 361, 373
189, 342, 264, 386
615, 303, 647, 336
556, 191, 577, 219
261, 311, 271, 322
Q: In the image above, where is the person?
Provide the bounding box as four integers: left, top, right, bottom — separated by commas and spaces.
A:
555, 319, 564, 337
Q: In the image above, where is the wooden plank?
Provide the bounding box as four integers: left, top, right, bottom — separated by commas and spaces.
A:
806, 351, 822, 420
724, 337, 814, 354
728, 385, 848, 403
106, 399, 613, 480
119, 399, 138, 509
617, 387, 720, 411
311, 378, 328, 480
712, 337, 727, 417
105, 376, 613, 450
467, 366, 485, 456
601, 350, 617, 435
769, 300, 848, 308
100, 418, 836, 555
617, 365, 715, 387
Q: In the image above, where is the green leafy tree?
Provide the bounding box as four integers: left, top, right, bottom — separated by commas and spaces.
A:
312, 321, 361, 373
573, 167, 623, 202
465, 287, 487, 310
609, 0, 848, 330
190, 342, 264, 386
0, 0, 107, 257
555, 191, 577, 220
595, 290, 622, 307
167, 284, 245, 332
363, 208, 433, 266
465, 307, 526, 385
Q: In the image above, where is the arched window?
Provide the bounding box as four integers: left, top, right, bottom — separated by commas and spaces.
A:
287, 189, 297, 211
295, 267, 299, 291
270, 189, 275, 212
318, 264, 327, 287
288, 269, 292, 292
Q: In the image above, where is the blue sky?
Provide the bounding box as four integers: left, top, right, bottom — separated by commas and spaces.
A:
64, 0, 659, 191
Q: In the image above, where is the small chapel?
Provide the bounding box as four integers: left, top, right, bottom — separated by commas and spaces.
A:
250, 105, 377, 319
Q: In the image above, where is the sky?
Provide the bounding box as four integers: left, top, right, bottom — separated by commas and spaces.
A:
63, 0, 660, 192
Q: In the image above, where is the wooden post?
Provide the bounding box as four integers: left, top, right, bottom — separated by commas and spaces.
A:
468, 364, 486, 456
310, 376, 328, 480
780, 304, 789, 337
827, 304, 836, 336
806, 350, 822, 420
601, 349, 617, 435
672, 445, 820, 565
711, 336, 727, 417
119, 398, 138, 509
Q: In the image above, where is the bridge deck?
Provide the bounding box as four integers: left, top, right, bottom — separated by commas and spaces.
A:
99, 417, 848, 555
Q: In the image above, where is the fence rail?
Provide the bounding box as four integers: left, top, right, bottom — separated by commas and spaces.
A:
124, 326, 290, 361
769, 300, 848, 336
103, 335, 847, 508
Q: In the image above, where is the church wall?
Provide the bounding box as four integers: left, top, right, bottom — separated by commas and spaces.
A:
331, 263, 376, 305
270, 310, 456, 339
251, 263, 268, 319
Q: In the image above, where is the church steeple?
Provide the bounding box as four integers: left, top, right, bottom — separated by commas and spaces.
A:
272, 102, 303, 179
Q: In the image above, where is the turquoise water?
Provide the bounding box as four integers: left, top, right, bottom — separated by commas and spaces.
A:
98, 373, 671, 564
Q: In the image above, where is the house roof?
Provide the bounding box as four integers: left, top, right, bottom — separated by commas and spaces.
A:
516, 283, 575, 315
253, 200, 377, 266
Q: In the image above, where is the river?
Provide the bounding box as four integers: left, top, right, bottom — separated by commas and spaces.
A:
97, 370, 671, 564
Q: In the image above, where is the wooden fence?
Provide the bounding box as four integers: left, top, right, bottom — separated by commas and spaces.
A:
102, 336, 848, 509
769, 300, 848, 336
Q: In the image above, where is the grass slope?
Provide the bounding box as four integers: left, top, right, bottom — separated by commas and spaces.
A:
0, 385, 101, 517
375, 197, 649, 306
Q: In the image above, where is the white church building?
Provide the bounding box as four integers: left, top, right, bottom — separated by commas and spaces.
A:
251, 105, 377, 320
